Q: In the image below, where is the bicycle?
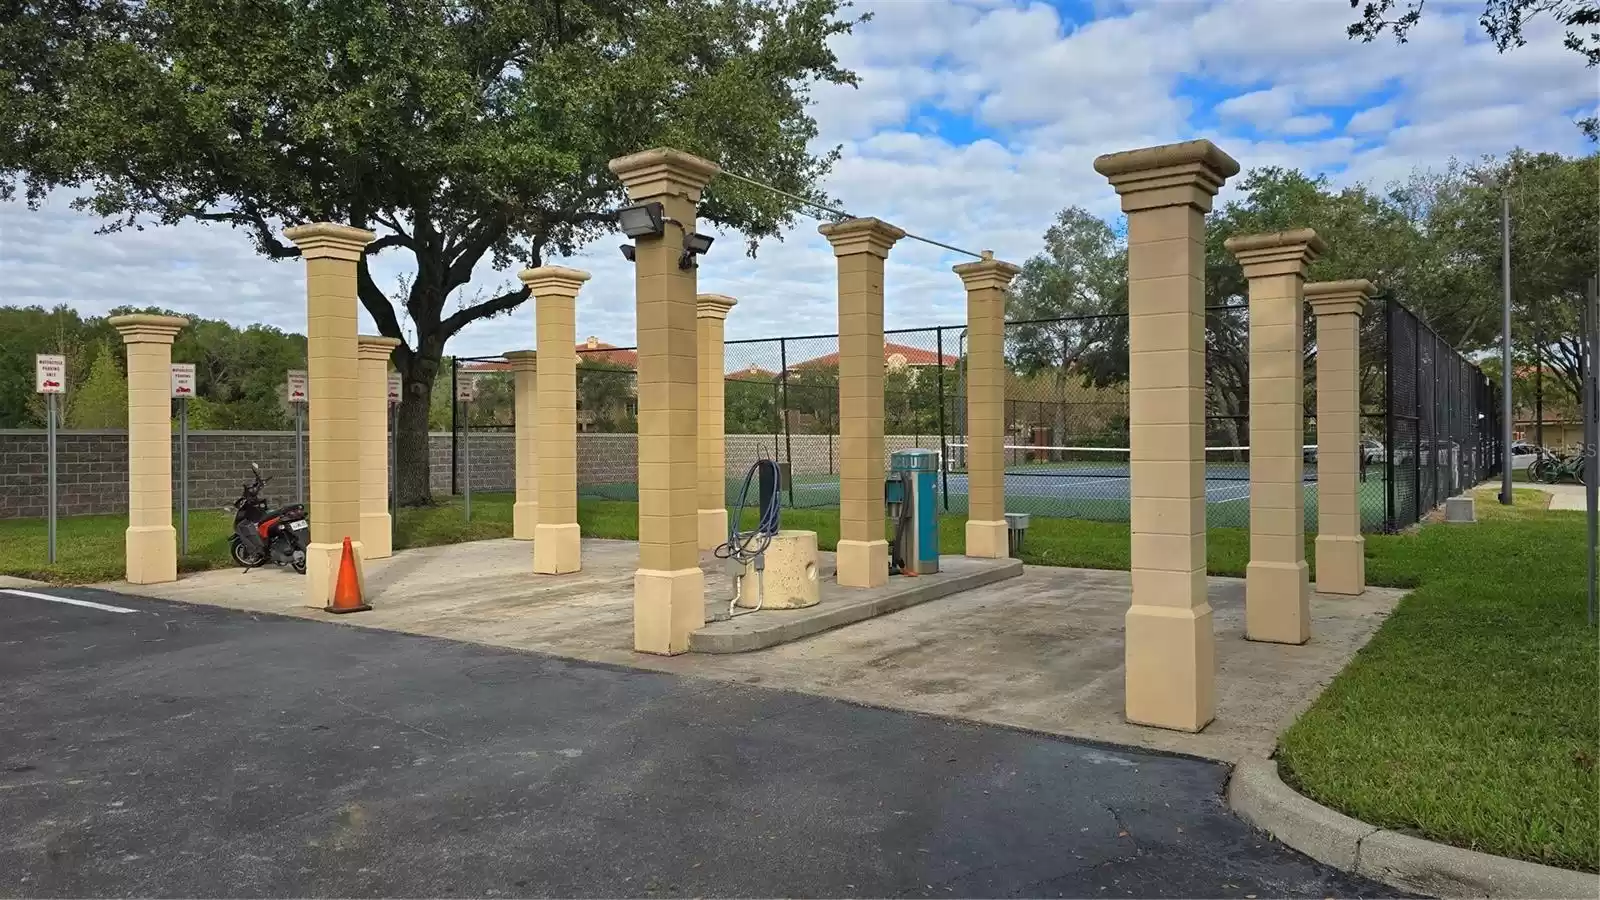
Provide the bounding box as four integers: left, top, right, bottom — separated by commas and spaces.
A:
1528, 448, 1586, 485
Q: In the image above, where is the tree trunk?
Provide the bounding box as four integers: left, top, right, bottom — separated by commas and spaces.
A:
395, 349, 444, 506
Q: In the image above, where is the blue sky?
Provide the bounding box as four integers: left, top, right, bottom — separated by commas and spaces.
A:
1, 0, 1594, 358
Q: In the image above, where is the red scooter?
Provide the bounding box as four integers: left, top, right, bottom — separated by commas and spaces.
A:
227, 463, 309, 573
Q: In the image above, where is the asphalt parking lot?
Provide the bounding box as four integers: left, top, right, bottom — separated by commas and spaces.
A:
0, 586, 1401, 898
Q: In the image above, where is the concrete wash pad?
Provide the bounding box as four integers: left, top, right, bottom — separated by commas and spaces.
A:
104, 537, 1402, 764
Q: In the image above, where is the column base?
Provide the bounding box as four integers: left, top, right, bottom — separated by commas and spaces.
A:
965, 519, 1009, 559
835, 539, 888, 588
125, 524, 177, 585
1245, 559, 1311, 644
698, 507, 729, 552
1125, 602, 1215, 733
533, 522, 581, 574
1313, 534, 1366, 596
513, 501, 538, 541
361, 511, 393, 559
634, 566, 706, 655
306, 539, 365, 611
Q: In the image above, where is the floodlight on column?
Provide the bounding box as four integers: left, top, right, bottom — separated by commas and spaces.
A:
616, 202, 666, 239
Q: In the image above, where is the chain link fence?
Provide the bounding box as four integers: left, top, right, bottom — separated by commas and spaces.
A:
447, 296, 1495, 533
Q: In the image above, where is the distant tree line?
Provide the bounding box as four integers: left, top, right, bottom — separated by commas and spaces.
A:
0, 305, 306, 430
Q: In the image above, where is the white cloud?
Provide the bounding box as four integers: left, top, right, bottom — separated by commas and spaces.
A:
1, 0, 1592, 358
1215, 87, 1298, 126
1279, 114, 1335, 136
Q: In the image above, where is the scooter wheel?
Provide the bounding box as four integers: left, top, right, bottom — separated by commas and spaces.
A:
291, 551, 307, 575
230, 539, 265, 568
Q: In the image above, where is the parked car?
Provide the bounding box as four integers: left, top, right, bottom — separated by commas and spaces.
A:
1361, 439, 1386, 464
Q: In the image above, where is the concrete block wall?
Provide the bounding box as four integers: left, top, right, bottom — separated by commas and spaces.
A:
0, 429, 950, 519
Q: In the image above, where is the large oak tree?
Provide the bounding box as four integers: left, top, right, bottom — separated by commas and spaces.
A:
2, 0, 863, 503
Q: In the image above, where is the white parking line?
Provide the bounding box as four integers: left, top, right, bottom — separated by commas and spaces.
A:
0, 588, 137, 614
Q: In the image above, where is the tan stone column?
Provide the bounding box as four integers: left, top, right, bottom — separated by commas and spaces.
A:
1306, 280, 1373, 596
820, 217, 906, 588
609, 149, 720, 654
519, 266, 590, 574
503, 349, 539, 540
1095, 140, 1238, 733
697, 294, 737, 550
1226, 229, 1325, 645
284, 223, 373, 607
954, 251, 1022, 558
357, 336, 400, 559
110, 314, 188, 584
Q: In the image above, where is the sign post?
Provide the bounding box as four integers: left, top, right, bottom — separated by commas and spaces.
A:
171, 363, 196, 555
36, 354, 65, 564
388, 371, 401, 546
287, 369, 308, 505
456, 374, 477, 521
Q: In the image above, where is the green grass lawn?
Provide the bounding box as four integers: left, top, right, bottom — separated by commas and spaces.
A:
1279, 488, 1598, 872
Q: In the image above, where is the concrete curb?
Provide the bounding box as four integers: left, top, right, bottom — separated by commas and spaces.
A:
689, 559, 1024, 653
1228, 759, 1598, 899
0, 575, 51, 589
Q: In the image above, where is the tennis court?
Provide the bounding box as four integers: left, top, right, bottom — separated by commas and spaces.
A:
765, 445, 1394, 530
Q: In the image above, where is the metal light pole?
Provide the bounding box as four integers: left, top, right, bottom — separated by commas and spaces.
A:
1473, 171, 1516, 505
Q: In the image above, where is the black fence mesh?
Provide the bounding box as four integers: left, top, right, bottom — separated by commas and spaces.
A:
447, 295, 1495, 533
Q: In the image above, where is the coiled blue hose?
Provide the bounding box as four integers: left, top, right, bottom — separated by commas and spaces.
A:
716, 457, 783, 565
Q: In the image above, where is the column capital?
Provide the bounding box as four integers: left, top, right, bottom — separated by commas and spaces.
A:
1093, 140, 1240, 214
953, 251, 1022, 292
283, 222, 376, 261
502, 349, 539, 371
696, 294, 738, 320
1224, 228, 1325, 278
1306, 279, 1375, 318
518, 265, 591, 299
818, 217, 906, 258
109, 313, 188, 345
357, 335, 401, 362
608, 147, 721, 203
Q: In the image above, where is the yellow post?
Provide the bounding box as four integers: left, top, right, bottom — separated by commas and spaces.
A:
110, 314, 188, 584
820, 217, 905, 588
1226, 229, 1325, 645
503, 349, 539, 541
357, 335, 400, 559
608, 148, 720, 653
284, 222, 373, 607
1306, 279, 1374, 596
697, 294, 737, 550
954, 251, 1022, 558
520, 266, 591, 574
1095, 140, 1238, 733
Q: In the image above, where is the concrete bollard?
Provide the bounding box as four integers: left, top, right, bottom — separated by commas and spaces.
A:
1445, 495, 1477, 523
736, 530, 820, 609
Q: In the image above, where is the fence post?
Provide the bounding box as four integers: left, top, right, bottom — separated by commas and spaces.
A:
450, 359, 459, 496
937, 327, 949, 512
1385, 299, 1397, 531
779, 337, 794, 506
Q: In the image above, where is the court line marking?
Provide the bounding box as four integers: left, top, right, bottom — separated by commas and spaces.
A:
0, 588, 137, 614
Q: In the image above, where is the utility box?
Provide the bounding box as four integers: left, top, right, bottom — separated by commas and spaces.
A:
888, 449, 940, 575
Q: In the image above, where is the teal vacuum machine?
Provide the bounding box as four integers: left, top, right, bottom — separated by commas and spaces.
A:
886, 448, 939, 575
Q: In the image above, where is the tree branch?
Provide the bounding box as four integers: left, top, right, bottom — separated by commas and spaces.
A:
356, 257, 407, 345
440, 285, 531, 339
194, 204, 299, 258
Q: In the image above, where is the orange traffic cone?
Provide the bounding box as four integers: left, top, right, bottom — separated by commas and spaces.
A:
325, 536, 370, 614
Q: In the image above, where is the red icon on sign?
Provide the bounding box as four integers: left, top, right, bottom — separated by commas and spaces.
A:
41, 380, 60, 389
175, 386, 192, 395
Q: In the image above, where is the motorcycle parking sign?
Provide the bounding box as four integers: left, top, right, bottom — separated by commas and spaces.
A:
35, 354, 65, 394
